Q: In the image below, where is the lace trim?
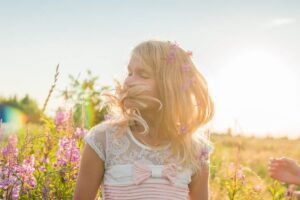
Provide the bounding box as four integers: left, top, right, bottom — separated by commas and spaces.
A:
127, 127, 171, 151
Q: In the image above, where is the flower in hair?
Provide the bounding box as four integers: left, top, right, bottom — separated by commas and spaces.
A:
180, 125, 188, 134
183, 76, 196, 90
166, 41, 179, 64
186, 50, 193, 57
167, 50, 176, 64
195, 101, 201, 107
181, 64, 191, 72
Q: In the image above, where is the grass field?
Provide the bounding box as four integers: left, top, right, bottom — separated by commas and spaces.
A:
209, 132, 300, 199
1, 120, 299, 199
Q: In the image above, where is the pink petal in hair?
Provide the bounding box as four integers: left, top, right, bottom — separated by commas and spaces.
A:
167, 50, 176, 64
171, 41, 179, 48
190, 76, 196, 84
183, 79, 190, 90
183, 76, 196, 90
186, 50, 193, 57
195, 101, 201, 107
166, 41, 179, 64
180, 125, 188, 134
181, 64, 191, 72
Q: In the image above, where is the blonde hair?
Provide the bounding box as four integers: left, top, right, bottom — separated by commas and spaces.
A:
102, 40, 215, 173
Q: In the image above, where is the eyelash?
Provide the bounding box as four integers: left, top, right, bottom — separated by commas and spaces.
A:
127, 72, 149, 78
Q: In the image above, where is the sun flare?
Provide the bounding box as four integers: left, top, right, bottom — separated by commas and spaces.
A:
210, 47, 300, 138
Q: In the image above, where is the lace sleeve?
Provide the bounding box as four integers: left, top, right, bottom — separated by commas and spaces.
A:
198, 137, 214, 167
84, 122, 108, 161
191, 133, 214, 176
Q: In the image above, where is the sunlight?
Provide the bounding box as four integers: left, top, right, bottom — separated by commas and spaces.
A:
210, 46, 300, 138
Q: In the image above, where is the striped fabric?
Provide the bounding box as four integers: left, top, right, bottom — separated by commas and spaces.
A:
102, 182, 189, 200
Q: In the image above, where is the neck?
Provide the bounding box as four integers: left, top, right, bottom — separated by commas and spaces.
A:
140, 110, 161, 134
131, 110, 168, 142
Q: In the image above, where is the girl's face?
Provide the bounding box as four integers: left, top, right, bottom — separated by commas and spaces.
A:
123, 55, 160, 112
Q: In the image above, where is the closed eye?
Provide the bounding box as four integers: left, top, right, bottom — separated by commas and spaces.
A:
140, 72, 150, 78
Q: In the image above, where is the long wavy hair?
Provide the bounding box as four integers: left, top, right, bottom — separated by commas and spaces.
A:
101, 40, 215, 172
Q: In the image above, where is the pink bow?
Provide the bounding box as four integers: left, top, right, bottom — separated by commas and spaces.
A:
132, 162, 177, 185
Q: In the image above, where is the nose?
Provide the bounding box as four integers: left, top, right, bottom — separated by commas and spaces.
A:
124, 75, 136, 89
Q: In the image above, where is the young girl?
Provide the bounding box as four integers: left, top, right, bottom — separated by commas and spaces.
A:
74, 40, 215, 200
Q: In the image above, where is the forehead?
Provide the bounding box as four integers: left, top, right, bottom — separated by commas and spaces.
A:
127, 56, 152, 72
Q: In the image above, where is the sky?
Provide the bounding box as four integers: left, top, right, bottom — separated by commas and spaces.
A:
1, 0, 300, 138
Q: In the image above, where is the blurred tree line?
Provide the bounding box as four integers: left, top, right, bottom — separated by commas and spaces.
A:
0, 95, 41, 123
1, 70, 110, 128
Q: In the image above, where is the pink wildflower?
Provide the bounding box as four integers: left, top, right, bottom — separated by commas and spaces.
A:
55, 111, 70, 126
254, 184, 262, 192
54, 137, 80, 167
74, 127, 88, 139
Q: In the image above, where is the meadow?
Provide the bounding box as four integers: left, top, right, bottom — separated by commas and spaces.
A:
1, 69, 299, 199
210, 132, 300, 199
1, 117, 299, 199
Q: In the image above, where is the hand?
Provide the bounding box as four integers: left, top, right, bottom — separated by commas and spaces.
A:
268, 157, 300, 185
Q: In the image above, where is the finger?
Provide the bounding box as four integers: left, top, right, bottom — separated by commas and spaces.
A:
268, 166, 279, 173
269, 159, 282, 164
282, 157, 297, 165
271, 160, 286, 167
268, 160, 278, 167
293, 191, 300, 197
268, 162, 280, 168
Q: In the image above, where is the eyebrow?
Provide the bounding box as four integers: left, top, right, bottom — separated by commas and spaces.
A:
127, 65, 151, 73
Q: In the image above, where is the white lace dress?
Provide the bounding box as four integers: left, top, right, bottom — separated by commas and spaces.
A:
84, 122, 213, 200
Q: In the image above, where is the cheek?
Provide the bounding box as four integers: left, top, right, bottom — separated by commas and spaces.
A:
150, 84, 160, 98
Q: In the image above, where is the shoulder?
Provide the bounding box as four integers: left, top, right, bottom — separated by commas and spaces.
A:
189, 130, 214, 176
85, 121, 117, 137
192, 130, 214, 155
89, 121, 110, 133
83, 121, 119, 162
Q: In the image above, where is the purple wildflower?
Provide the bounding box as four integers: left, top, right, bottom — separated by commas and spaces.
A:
2, 134, 19, 167
39, 166, 46, 172
253, 184, 262, 192
41, 156, 50, 164
54, 137, 80, 167
11, 180, 21, 200
74, 127, 88, 139
55, 111, 70, 126
17, 155, 36, 190
237, 169, 245, 183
